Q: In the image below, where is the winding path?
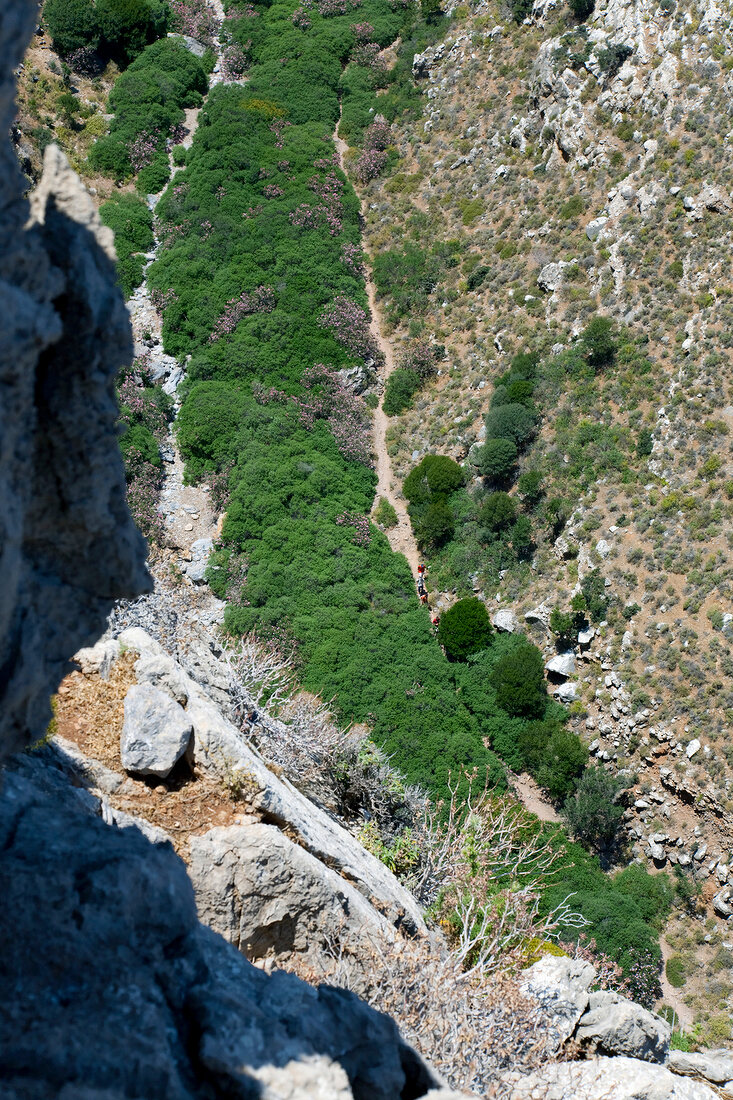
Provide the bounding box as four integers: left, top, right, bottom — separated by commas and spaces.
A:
333, 124, 420, 576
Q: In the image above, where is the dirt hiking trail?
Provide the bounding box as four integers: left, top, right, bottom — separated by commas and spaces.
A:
333, 124, 420, 577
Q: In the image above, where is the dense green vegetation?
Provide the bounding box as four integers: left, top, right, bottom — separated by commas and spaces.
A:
117, 0, 672, 985
44, 0, 170, 63
89, 37, 207, 190
99, 193, 153, 296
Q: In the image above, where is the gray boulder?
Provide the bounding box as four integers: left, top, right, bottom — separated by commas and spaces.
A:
189, 823, 396, 978
520, 955, 595, 1051
120, 683, 193, 777
492, 609, 520, 633
546, 652, 576, 678
501, 1056, 719, 1099
670, 1049, 733, 1084
575, 990, 670, 1062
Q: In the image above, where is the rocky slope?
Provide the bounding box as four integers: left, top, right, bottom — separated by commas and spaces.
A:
355, 0, 733, 1033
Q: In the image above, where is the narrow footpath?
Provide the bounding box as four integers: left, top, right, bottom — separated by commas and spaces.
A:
333, 123, 420, 577
124, 0, 235, 621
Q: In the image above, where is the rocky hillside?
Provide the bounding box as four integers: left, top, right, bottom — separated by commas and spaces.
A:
6, 0, 733, 1085
354, 0, 733, 1035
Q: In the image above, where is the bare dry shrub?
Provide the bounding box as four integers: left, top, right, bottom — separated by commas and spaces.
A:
219, 634, 422, 829
406, 773, 587, 977
290, 932, 552, 1097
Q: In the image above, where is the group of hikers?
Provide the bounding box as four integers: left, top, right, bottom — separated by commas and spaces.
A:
416, 564, 440, 626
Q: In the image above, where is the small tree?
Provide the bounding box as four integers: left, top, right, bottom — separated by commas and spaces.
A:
45, 0, 100, 55
404, 454, 465, 501
490, 643, 547, 719
414, 499, 454, 550
549, 608, 579, 650
478, 438, 518, 483
518, 470, 543, 507
581, 568, 608, 622
484, 403, 538, 450
563, 766, 624, 853
569, 0, 595, 19
582, 315, 616, 368
438, 598, 493, 660
536, 728, 588, 802
479, 491, 516, 532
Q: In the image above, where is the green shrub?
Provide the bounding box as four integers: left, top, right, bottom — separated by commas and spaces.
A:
597, 43, 632, 77
560, 194, 584, 220
100, 192, 154, 297
437, 597, 493, 660
665, 956, 686, 988
466, 264, 490, 291
569, 0, 594, 19
536, 727, 588, 802
484, 402, 538, 449
373, 496, 398, 528
563, 766, 624, 851
383, 368, 422, 416
404, 454, 465, 500
478, 491, 517, 532
581, 315, 617, 368
478, 438, 518, 483
413, 498, 454, 549
581, 568, 609, 622
637, 428, 653, 456
45, 0, 168, 62
96, 0, 170, 63
490, 643, 547, 719
517, 469, 543, 507
549, 608, 581, 649
44, 0, 100, 55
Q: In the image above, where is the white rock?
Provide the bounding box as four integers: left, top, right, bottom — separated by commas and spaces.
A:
586, 216, 608, 241
595, 538, 611, 559
546, 653, 576, 678
686, 739, 701, 759
502, 1056, 720, 1099
670, 1049, 733, 1085
120, 683, 193, 778
575, 990, 670, 1062
520, 956, 595, 1052
492, 609, 520, 633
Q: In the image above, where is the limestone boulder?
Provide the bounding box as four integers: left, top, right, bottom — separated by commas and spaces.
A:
189, 823, 396, 977
546, 653, 576, 678
121, 683, 193, 777
501, 1056, 719, 1099
492, 609, 520, 633
520, 955, 595, 1051
670, 1049, 733, 1085
575, 990, 670, 1062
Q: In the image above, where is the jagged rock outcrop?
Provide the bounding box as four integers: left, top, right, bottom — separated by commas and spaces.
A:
521, 956, 671, 1064
501, 1055, 719, 1099
116, 627, 426, 935
0, 0, 149, 763
189, 823, 399, 980
0, 746, 440, 1100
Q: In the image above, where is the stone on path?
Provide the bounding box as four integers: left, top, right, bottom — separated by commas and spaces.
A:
120, 683, 193, 777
